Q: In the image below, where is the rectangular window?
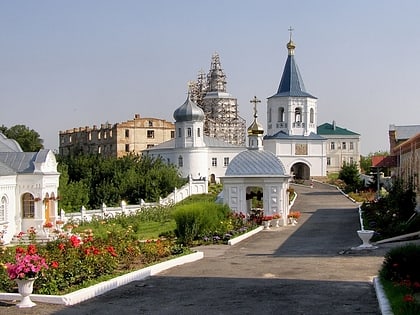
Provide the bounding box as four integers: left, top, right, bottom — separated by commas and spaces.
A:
187, 128, 192, 137
147, 144, 154, 148
147, 130, 155, 138
212, 158, 217, 167
224, 157, 229, 167
148, 120, 153, 127
327, 157, 331, 166
330, 142, 335, 150
350, 157, 354, 164
197, 128, 201, 137
178, 128, 181, 137
125, 144, 130, 152
342, 142, 347, 150
125, 129, 129, 138
171, 131, 175, 138
350, 142, 354, 150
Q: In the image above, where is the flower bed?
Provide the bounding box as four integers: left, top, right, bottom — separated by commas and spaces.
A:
0, 228, 190, 295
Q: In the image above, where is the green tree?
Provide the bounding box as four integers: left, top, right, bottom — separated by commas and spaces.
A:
338, 162, 362, 193
58, 153, 186, 211
0, 124, 44, 151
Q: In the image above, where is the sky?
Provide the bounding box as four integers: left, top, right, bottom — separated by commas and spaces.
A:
1, 0, 420, 155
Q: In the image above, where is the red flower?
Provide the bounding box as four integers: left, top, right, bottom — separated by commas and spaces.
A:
15, 247, 25, 254
17, 232, 25, 239
70, 235, 81, 248
27, 244, 37, 255
107, 246, 118, 257
58, 243, 65, 251
413, 281, 420, 289
51, 261, 59, 268
403, 294, 414, 303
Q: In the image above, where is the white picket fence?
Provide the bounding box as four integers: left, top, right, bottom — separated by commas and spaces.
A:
62, 176, 208, 223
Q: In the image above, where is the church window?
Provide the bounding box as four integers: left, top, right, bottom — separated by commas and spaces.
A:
294, 108, 302, 122
197, 128, 201, 137
342, 142, 347, 150
178, 128, 182, 137
178, 156, 183, 167
88, 132, 92, 141
125, 144, 130, 152
224, 157, 229, 167
0, 196, 7, 222
104, 131, 107, 139
187, 128, 192, 137
147, 130, 155, 138
69, 135, 72, 143
268, 108, 272, 123
98, 146, 102, 154
212, 158, 217, 167
310, 108, 314, 123
278, 107, 285, 122
330, 142, 335, 150
327, 157, 331, 166
98, 132, 101, 140
22, 193, 35, 218
148, 120, 153, 127
350, 142, 354, 150
125, 129, 129, 138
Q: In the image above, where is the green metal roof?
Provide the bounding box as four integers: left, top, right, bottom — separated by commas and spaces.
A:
317, 122, 360, 136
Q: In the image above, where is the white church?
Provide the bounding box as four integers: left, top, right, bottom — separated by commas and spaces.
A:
0, 133, 60, 244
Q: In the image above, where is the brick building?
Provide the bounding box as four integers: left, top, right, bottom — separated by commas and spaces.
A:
59, 114, 174, 158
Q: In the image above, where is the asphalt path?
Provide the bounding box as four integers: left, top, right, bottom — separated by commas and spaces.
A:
1, 182, 392, 314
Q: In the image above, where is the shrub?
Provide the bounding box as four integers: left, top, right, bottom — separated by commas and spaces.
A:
380, 244, 420, 284
173, 201, 231, 246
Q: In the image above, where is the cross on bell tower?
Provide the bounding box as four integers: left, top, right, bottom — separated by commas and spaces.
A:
250, 95, 261, 119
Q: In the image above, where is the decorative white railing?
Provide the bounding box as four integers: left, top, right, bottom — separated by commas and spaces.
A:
62, 176, 208, 223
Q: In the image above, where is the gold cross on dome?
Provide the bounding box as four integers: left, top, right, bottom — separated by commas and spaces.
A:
288, 26, 294, 41
250, 96, 261, 118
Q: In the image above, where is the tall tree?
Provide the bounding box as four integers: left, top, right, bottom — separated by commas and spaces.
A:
338, 162, 362, 193
0, 124, 44, 152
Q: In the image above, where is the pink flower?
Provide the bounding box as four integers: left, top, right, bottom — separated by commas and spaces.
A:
5, 245, 48, 280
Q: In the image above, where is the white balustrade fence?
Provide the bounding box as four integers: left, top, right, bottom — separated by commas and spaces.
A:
62, 176, 208, 224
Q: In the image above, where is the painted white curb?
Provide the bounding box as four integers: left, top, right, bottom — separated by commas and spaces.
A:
373, 277, 394, 315
0, 251, 203, 306
228, 226, 263, 246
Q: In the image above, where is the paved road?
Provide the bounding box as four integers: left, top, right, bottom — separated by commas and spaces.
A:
1, 183, 392, 314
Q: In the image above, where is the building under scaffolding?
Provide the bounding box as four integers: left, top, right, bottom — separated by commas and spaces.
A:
190, 53, 246, 146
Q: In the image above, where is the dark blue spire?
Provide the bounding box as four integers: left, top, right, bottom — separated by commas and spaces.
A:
272, 40, 316, 99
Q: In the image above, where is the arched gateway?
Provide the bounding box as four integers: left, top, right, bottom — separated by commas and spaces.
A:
221, 96, 291, 226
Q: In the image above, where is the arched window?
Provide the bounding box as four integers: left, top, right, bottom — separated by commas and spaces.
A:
310, 108, 314, 123
187, 128, 192, 137
178, 156, 183, 167
22, 193, 35, 219
268, 108, 272, 123
0, 196, 7, 222
278, 107, 285, 122
295, 108, 302, 122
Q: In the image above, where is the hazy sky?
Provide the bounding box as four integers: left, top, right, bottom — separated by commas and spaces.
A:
1, 1, 420, 155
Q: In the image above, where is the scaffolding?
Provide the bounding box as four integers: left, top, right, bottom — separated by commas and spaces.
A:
190, 53, 246, 146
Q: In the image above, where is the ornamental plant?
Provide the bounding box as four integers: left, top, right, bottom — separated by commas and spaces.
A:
5, 244, 48, 280
272, 213, 281, 219
262, 215, 273, 221
288, 211, 301, 219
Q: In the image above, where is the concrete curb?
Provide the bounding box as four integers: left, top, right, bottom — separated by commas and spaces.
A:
373, 277, 394, 315
228, 226, 264, 246
0, 251, 204, 306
